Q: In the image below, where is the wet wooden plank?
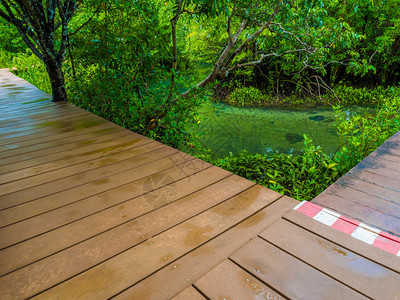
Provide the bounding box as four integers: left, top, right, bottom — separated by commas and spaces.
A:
0, 131, 139, 173
336, 174, 400, 205
113, 196, 296, 300
0, 149, 190, 226
0, 134, 152, 184
0, 106, 88, 128
348, 168, 400, 191
0, 122, 118, 152
171, 286, 206, 300
0, 128, 132, 166
30, 184, 280, 300
312, 130, 400, 236
230, 237, 367, 299
283, 209, 400, 273
0, 123, 121, 158
1, 176, 256, 299
0, 101, 68, 116
0, 109, 97, 139
0, 117, 107, 145
0, 109, 90, 135
0, 166, 231, 276
314, 193, 400, 236
259, 219, 400, 298
0, 143, 171, 204
0, 158, 207, 248
321, 185, 400, 218
194, 260, 285, 300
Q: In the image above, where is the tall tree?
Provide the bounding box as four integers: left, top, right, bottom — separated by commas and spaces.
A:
176, 0, 362, 98
0, 0, 79, 101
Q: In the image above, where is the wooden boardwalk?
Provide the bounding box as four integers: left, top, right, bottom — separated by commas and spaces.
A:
1, 69, 400, 299
313, 131, 400, 237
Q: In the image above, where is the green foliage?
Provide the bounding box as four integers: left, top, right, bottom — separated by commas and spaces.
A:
228, 86, 264, 106
0, 18, 27, 67
68, 66, 203, 148
206, 135, 339, 201
328, 85, 400, 106
334, 95, 400, 172
221, 83, 400, 109
8, 52, 52, 94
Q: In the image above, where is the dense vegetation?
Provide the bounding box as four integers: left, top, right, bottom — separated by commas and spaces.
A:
1, 0, 400, 200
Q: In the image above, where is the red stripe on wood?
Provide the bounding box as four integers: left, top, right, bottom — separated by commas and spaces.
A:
331, 216, 360, 235
296, 201, 323, 218
373, 235, 400, 255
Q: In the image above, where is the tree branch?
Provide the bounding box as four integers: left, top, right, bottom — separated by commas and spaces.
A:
227, 2, 236, 44
223, 0, 282, 70
68, 3, 100, 37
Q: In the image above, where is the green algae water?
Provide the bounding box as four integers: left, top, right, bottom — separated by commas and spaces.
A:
189, 101, 375, 157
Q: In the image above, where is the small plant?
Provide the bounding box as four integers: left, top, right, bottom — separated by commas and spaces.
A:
228, 86, 264, 106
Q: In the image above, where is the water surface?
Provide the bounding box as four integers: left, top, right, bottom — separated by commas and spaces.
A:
190, 101, 375, 157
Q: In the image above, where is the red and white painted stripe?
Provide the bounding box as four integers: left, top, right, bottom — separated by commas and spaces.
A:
293, 201, 400, 256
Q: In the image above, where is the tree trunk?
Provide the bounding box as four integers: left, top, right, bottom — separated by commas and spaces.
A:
44, 57, 67, 102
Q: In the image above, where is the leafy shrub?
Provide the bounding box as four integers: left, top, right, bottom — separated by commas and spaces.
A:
69, 66, 203, 148
334, 95, 400, 172
201, 136, 339, 201
228, 86, 264, 106
8, 52, 52, 94
0, 49, 14, 68
327, 85, 400, 106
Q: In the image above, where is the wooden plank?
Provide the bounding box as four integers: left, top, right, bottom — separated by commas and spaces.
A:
0, 106, 53, 122
194, 260, 285, 300
0, 166, 231, 276
0, 122, 119, 152
0, 107, 103, 135
0, 116, 101, 142
0, 105, 87, 127
0, 104, 75, 123
345, 165, 400, 191
0, 131, 141, 173
314, 193, 400, 236
320, 184, 400, 218
365, 153, 400, 171
0, 101, 66, 116
1, 175, 256, 299
370, 132, 400, 157
0, 113, 104, 142
0, 141, 167, 198
283, 209, 400, 273
259, 219, 400, 298
357, 169, 400, 190
171, 286, 206, 300
335, 174, 400, 204
0, 143, 170, 204
0, 123, 120, 158
29, 184, 280, 300
0, 128, 132, 166
0, 147, 185, 225
0, 117, 107, 145
0, 157, 206, 248
112, 196, 296, 300
0, 134, 151, 184
230, 237, 367, 299
0, 109, 90, 135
